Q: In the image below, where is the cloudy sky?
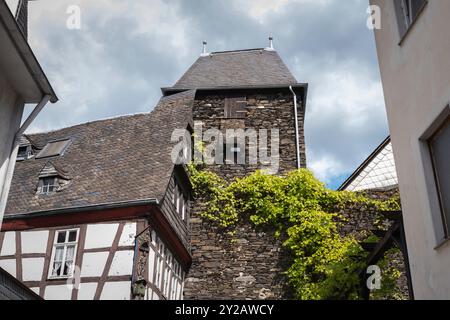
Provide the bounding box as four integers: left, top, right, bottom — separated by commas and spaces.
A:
6, 0, 389, 189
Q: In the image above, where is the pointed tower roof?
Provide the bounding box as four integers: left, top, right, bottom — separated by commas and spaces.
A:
172, 48, 298, 89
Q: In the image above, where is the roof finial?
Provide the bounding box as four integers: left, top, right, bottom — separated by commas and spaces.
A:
200, 40, 210, 57
265, 36, 275, 51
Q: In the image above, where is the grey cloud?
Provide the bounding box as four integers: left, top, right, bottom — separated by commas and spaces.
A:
18, 0, 388, 187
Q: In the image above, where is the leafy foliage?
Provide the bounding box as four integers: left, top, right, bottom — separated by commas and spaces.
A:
188, 165, 401, 300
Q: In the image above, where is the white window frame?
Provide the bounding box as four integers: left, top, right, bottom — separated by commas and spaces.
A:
173, 177, 188, 221
48, 228, 79, 279
39, 176, 58, 194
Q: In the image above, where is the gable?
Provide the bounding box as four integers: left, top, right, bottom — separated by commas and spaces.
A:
340, 138, 398, 191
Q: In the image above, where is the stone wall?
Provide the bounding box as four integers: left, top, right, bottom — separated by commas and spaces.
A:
337, 187, 410, 300
184, 186, 410, 300
193, 91, 306, 180
184, 199, 292, 300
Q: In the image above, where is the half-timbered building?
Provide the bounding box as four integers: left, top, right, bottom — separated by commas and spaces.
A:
1, 40, 308, 300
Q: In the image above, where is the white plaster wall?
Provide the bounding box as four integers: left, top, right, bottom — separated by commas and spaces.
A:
0, 259, 16, 277
29, 287, 40, 295
21, 231, 49, 254
100, 281, 131, 300
0, 232, 15, 256
77, 282, 98, 300
371, 0, 450, 299
22, 257, 44, 281
44, 285, 72, 300
118, 223, 136, 246
84, 224, 118, 249
80, 252, 108, 277
108, 250, 134, 276
0, 71, 23, 224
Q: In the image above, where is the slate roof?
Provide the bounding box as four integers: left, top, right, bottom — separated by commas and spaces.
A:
5, 90, 195, 215
172, 49, 298, 89
339, 137, 398, 191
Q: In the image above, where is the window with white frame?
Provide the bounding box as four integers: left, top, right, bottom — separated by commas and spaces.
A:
173, 178, 189, 221
17, 145, 32, 161
49, 229, 79, 278
39, 176, 58, 194
394, 0, 427, 39
147, 232, 185, 300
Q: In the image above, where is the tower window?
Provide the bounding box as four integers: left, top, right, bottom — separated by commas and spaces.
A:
224, 97, 247, 119
224, 141, 245, 164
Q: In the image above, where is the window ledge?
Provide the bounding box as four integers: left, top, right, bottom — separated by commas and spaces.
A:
48, 276, 71, 281
398, 1, 428, 46
434, 237, 450, 250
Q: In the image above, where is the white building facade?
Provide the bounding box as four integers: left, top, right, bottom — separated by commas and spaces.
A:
371, 0, 450, 299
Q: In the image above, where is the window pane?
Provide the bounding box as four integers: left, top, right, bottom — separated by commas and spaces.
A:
63, 260, 74, 276
52, 261, 62, 277
57, 231, 66, 243
68, 231, 77, 242
66, 245, 76, 261
430, 118, 450, 233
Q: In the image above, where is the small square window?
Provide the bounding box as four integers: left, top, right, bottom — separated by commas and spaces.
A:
57, 231, 66, 243
39, 177, 57, 194
17, 146, 30, 161
224, 141, 245, 164
224, 97, 247, 119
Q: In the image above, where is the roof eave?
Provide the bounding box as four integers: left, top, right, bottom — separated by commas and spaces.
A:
161, 83, 308, 112
162, 83, 307, 95
3, 198, 159, 220
0, 1, 58, 103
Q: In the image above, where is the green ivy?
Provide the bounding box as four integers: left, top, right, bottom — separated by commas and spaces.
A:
188, 164, 401, 300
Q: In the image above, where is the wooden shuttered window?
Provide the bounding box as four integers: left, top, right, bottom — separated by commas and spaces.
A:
224, 97, 247, 119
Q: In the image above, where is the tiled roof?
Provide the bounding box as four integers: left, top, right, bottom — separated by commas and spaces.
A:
340, 137, 398, 192
5, 90, 195, 215
173, 49, 298, 89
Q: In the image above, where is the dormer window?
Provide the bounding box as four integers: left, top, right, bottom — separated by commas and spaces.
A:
36, 162, 71, 195
39, 177, 58, 194
17, 145, 31, 161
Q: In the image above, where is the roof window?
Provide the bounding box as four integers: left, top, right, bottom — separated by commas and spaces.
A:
36, 139, 71, 159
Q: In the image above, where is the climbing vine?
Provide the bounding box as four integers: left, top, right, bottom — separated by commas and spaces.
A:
188, 164, 403, 300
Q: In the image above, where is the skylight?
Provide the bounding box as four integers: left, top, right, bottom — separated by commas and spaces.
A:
35, 139, 71, 159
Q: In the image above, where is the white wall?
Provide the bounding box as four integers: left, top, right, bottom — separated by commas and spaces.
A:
371, 0, 450, 299
0, 222, 138, 300
0, 71, 24, 226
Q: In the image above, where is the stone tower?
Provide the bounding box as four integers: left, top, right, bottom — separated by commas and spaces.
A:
162, 41, 308, 299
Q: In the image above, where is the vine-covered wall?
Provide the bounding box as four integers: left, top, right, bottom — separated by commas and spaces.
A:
183, 170, 409, 300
